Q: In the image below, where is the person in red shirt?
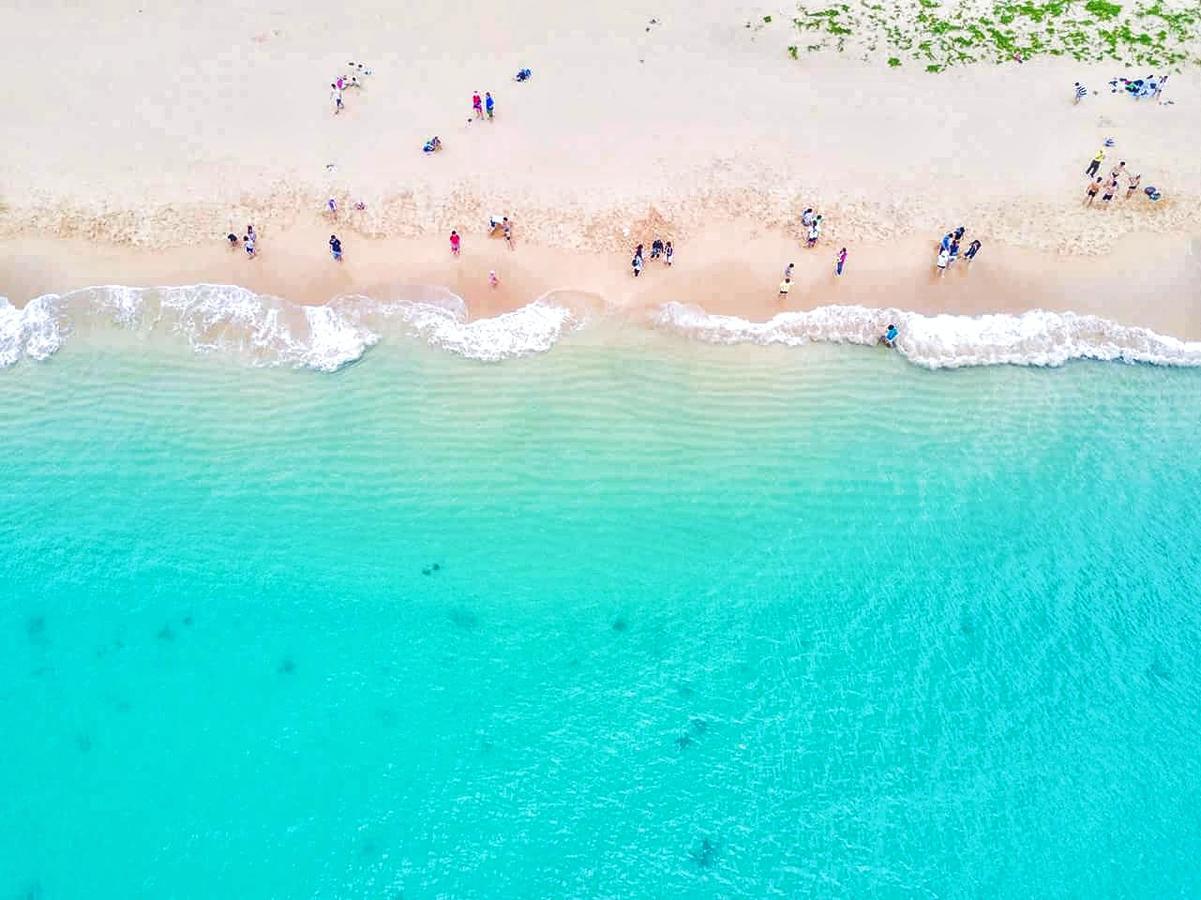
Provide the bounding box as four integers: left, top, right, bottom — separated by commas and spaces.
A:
449, 230, 461, 256
472, 92, 483, 119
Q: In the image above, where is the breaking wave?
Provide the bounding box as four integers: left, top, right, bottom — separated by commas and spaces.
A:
0, 284, 588, 371
652, 302, 1201, 369
2, 284, 1200, 371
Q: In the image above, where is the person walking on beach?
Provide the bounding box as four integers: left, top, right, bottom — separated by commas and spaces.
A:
1074, 82, 1088, 104
485, 91, 495, 120
1085, 177, 1102, 205
783, 262, 795, 281
664, 241, 674, 266
449, 230, 461, 256
778, 277, 792, 299
948, 239, 960, 266
936, 246, 949, 276
243, 231, 256, 258
1101, 179, 1117, 206
489, 270, 500, 288
472, 92, 483, 119
801, 208, 815, 228
329, 234, 343, 261
1125, 172, 1142, 199
965, 239, 981, 264
1109, 161, 1126, 184
651, 238, 664, 260
835, 247, 847, 276
503, 219, 514, 249
1085, 149, 1104, 178
632, 244, 644, 277
330, 83, 344, 115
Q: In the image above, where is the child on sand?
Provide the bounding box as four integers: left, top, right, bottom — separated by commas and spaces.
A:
329, 234, 342, 261
450, 230, 461, 256
664, 241, 674, 265
835, 247, 847, 276
936, 247, 949, 275
965, 239, 981, 263
227, 232, 239, 248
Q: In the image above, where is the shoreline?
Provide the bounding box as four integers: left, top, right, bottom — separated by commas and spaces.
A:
2, 219, 1199, 341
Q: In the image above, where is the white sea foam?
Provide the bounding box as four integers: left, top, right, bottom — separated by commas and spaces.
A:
4, 286, 1200, 371
0, 285, 587, 370
653, 302, 1201, 369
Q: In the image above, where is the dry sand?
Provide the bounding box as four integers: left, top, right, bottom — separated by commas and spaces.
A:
1, 0, 1199, 335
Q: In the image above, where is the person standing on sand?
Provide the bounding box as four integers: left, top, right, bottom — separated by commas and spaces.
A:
783, 262, 795, 281
1109, 161, 1126, 184
329, 234, 343, 261
450, 230, 461, 256
243, 231, 256, 258
806, 216, 822, 248
1101, 179, 1117, 206
485, 92, 495, 120
489, 270, 500, 288
1074, 82, 1088, 104
1085, 149, 1104, 178
651, 238, 664, 260
936, 246, 949, 275
835, 248, 847, 276
1085, 177, 1102, 205
227, 232, 239, 249
664, 241, 674, 266
948, 239, 960, 266
801, 208, 815, 228
330, 83, 344, 115
632, 251, 644, 277
965, 239, 981, 264
503, 220, 514, 249
778, 278, 791, 299
1125, 172, 1142, 199
472, 92, 483, 119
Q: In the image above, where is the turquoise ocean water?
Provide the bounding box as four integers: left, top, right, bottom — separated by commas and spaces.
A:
3, 311, 1201, 898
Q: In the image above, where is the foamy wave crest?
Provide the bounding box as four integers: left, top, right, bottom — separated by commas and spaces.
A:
653, 302, 1201, 369
0, 285, 587, 370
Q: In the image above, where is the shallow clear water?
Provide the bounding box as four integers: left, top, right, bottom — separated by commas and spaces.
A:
3, 327, 1201, 898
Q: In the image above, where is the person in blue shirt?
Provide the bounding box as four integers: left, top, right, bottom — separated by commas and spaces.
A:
881, 323, 898, 347
485, 92, 495, 119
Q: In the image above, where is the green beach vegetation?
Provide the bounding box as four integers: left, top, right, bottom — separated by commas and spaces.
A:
766, 0, 1200, 69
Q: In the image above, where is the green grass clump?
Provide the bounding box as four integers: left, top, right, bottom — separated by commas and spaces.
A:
781, 0, 1199, 69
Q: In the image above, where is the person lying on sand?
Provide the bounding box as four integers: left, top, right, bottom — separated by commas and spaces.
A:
423, 136, 442, 153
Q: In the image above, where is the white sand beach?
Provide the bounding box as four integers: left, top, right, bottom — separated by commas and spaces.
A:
1, 0, 1199, 336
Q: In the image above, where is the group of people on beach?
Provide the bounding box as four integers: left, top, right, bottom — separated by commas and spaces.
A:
801, 208, 824, 248
329, 62, 371, 115
227, 224, 257, 257
423, 69, 531, 154
934, 226, 981, 275
631, 238, 674, 276
1082, 150, 1152, 206
777, 247, 848, 298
